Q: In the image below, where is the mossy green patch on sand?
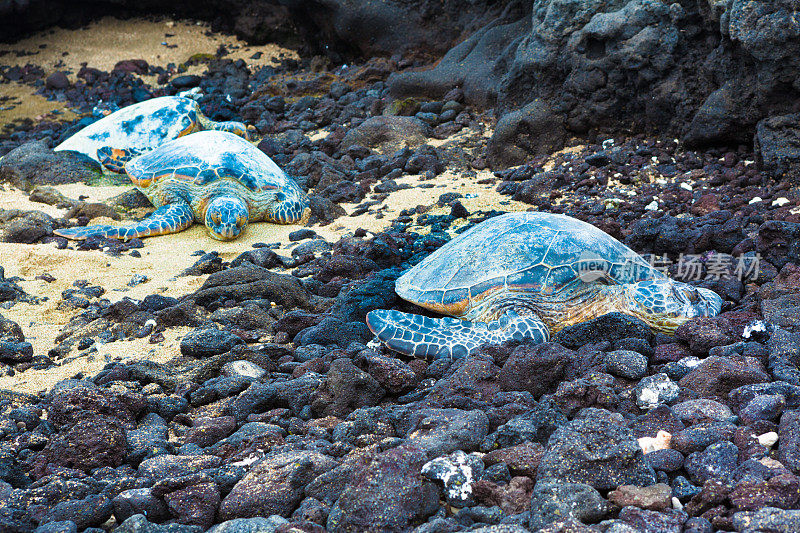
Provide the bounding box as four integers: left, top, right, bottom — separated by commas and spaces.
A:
385, 97, 422, 116
184, 53, 216, 66
85, 172, 132, 187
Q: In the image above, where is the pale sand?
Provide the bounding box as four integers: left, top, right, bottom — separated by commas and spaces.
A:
0, 16, 298, 75
0, 16, 299, 128
0, 83, 79, 128
0, 169, 529, 394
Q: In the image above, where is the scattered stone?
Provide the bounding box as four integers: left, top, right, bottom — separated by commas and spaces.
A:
684, 441, 739, 484
219, 451, 336, 520
553, 313, 652, 349
755, 114, 800, 183
339, 116, 432, 153
608, 483, 672, 511
605, 350, 648, 380
529, 481, 608, 530
0, 140, 101, 191
537, 408, 657, 490
421, 450, 483, 507
635, 374, 680, 410
679, 356, 770, 398
733, 507, 800, 533
180, 329, 244, 358
329, 448, 438, 530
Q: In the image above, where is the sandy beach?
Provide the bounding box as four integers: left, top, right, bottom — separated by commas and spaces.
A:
1, 16, 298, 133
0, 164, 530, 394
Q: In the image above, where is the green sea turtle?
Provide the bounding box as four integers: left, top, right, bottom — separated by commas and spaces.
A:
54, 96, 251, 165
53, 130, 310, 241
367, 212, 723, 358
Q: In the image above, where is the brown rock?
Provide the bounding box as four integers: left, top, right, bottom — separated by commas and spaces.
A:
779, 409, 800, 474
183, 416, 237, 448
339, 116, 431, 154
675, 316, 740, 355
498, 342, 575, 397
314, 254, 379, 282
113, 59, 149, 74
274, 310, 322, 338
1, 211, 54, 243
188, 265, 312, 310
45, 71, 70, 89
652, 343, 692, 364
366, 354, 419, 394
48, 384, 143, 427
324, 445, 439, 532
482, 442, 545, 478
0, 313, 24, 342
164, 482, 220, 529
307, 194, 346, 224
219, 451, 337, 520
310, 358, 386, 417
690, 194, 720, 216
729, 473, 800, 511
679, 355, 769, 398
138, 454, 222, 479
423, 355, 501, 408
487, 101, 567, 168
28, 186, 75, 207
759, 264, 800, 300
65, 201, 121, 221
684, 478, 732, 517
756, 220, 800, 271
472, 476, 534, 514
608, 483, 672, 511
33, 415, 127, 478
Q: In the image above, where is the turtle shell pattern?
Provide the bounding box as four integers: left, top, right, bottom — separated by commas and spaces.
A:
54, 96, 201, 162
396, 212, 661, 316
124, 130, 306, 222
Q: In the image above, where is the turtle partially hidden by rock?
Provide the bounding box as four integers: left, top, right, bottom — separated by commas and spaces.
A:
54, 131, 310, 241
367, 212, 723, 359
54, 96, 251, 163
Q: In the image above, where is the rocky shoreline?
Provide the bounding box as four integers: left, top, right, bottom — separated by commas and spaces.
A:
0, 4, 799, 533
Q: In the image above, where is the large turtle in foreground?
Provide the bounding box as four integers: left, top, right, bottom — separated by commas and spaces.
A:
367, 212, 723, 358
54, 131, 310, 241
54, 96, 251, 164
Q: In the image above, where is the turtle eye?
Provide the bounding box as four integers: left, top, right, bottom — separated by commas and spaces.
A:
675, 285, 698, 303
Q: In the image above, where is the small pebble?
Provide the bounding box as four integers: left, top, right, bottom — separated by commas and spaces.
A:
757, 431, 778, 447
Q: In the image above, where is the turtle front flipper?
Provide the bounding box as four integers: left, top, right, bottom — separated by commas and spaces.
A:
97, 146, 143, 173
54, 203, 194, 241
266, 192, 311, 224
366, 309, 550, 359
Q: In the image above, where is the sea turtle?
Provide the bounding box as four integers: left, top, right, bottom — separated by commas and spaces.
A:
367, 212, 723, 359
53, 130, 310, 241
54, 96, 251, 165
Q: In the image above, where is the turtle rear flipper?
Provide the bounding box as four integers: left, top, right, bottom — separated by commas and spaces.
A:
97, 146, 142, 173
366, 309, 550, 359
54, 203, 193, 241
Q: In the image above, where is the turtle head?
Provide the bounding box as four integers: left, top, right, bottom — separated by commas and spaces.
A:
624, 279, 723, 333
204, 196, 249, 241
212, 121, 253, 141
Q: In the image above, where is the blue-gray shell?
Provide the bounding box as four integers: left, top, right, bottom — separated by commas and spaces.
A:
54, 96, 200, 162
396, 212, 662, 309
126, 130, 300, 195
